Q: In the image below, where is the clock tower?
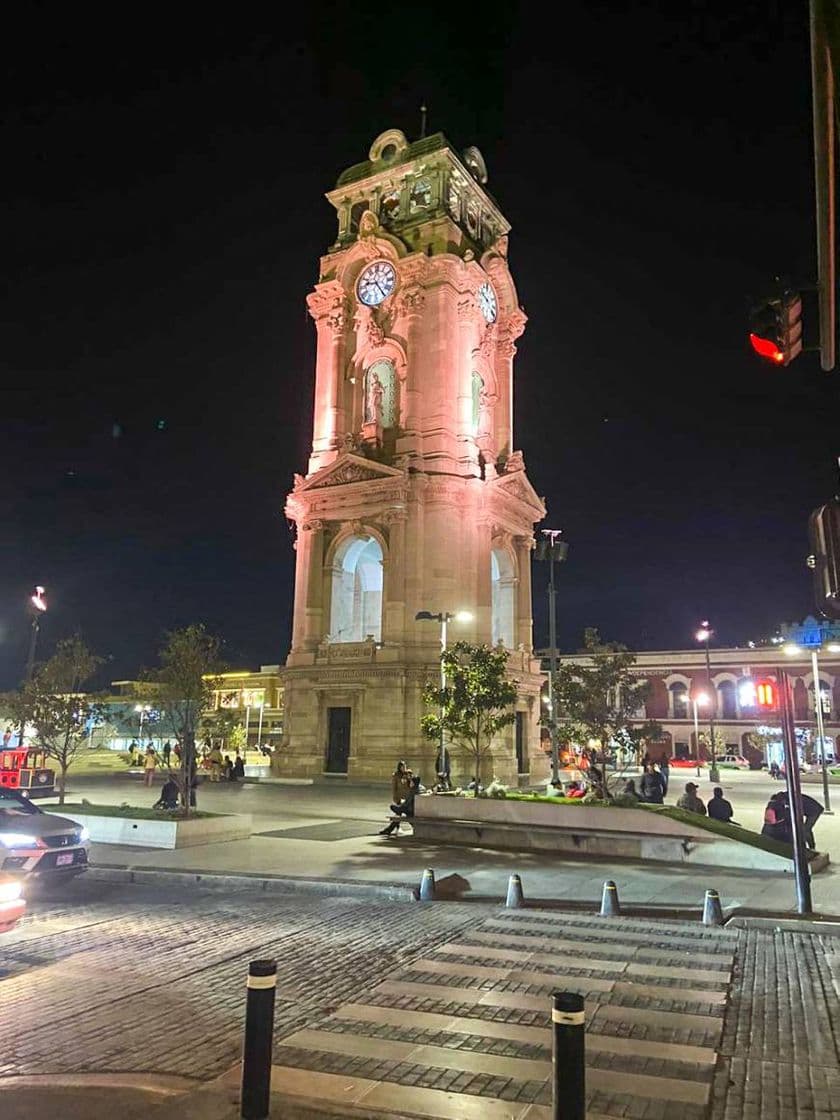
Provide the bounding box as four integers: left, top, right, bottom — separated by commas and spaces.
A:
279, 128, 548, 784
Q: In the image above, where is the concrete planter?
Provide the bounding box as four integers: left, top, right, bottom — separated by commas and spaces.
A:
412, 796, 829, 873
64, 811, 252, 850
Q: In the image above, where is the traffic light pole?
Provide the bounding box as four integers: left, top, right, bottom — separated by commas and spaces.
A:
779, 668, 813, 915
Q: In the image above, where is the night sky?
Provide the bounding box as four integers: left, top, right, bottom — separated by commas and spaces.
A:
2, 3, 837, 688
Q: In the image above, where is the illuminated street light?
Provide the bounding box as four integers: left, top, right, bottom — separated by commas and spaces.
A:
24, 585, 47, 684
690, 691, 709, 776
134, 703, 152, 744
536, 529, 570, 784
695, 621, 719, 781
415, 609, 474, 777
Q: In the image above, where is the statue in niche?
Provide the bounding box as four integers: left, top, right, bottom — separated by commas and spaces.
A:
365, 370, 384, 425
477, 388, 494, 441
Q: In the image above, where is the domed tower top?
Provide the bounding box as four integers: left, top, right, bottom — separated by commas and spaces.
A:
327, 129, 509, 257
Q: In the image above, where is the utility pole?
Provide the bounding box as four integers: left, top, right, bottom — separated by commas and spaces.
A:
537, 531, 569, 784
810, 0, 836, 371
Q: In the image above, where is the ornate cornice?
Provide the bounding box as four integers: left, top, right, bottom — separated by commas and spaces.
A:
307, 280, 349, 334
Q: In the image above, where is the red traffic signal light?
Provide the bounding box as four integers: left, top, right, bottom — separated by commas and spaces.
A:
756, 680, 777, 709
749, 291, 803, 366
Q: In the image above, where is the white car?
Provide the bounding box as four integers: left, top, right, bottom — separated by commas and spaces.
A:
0, 789, 89, 880
718, 754, 750, 770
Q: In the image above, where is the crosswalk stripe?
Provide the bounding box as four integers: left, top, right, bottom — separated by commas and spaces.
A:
407, 956, 727, 1005
330, 1003, 719, 1065
482, 918, 736, 955
276, 1027, 710, 1107
464, 929, 728, 965
371, 979, 724, 1034
434, 942, 731, 983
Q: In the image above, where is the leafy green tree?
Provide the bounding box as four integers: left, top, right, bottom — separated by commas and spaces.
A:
552, 628, 660, 797
149, 625, 223, 816
3, 635, 104, 805
201, 707, 245, 751
421, 641, 518, 793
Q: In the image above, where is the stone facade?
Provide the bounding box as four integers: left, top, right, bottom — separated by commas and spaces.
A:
280, 129, 548, 784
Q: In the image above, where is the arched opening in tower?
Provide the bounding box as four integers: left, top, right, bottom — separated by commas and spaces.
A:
330, 536, 383, 643
491, 547, 516, 649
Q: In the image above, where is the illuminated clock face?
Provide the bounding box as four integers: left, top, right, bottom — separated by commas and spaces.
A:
478, 281, 497, 323
357, 261, 397, 307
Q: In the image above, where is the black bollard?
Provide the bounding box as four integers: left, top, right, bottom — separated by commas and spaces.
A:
241, 959, 277, 1120
552, 990, 585, 1120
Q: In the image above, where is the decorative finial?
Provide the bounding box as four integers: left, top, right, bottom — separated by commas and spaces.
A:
420, 104, 427, 139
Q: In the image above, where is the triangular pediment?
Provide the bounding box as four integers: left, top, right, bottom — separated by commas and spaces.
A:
492, 468, 546, 516
300, 453, 404, 491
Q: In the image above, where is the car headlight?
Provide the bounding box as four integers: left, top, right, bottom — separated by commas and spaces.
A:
0, 833, 38, 849
79, 827, 89, 843
0, 880, 23, 902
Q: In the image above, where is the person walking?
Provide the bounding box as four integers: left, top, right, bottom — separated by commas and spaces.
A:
380, 775, 422, 836
162, 741, 172, 768
769, 761, 781, 780
800, 792, 825, 850
762, 791, 792, 843
639, 763, 664, 804
658, 756, 670, 796
707, 786, 734, 823
676, 781, 707, 815
207, 744, 224, 782
143, 745, 157, 787
434, 745, 451, 789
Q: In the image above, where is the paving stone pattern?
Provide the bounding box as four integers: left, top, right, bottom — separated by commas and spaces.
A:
8, 883, 840, 1118
711, 927, 840, 1120
273, 907, 738, 1118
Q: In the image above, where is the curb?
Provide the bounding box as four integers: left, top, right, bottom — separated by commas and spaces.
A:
86, 863, 417, 902
726, 914, 840, 934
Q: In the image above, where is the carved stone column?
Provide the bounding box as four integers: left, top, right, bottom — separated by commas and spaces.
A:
494, 309, 526, 458
382, 506, 408, 643
302, 519, 325, 650
514, 534, 535, 651
307, 281, 348, 472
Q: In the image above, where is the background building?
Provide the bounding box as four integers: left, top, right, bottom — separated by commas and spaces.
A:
553, 634, 840, 768
280, 128, 548, 784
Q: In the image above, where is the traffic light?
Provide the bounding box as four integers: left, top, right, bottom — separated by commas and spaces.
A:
756, 680, 777, 710
809, 496, 840, 619
749, 291, 803, 366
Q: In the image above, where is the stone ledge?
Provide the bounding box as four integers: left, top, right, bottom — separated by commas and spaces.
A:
64, 811, 252, 850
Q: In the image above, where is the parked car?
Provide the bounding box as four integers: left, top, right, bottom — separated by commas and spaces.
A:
0, 788, 89, 880
0, 873, 25, 932
718, 754, 750, 770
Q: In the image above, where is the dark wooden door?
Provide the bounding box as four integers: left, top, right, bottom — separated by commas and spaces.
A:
515, 711, 528, 774
325, 707, 351, 773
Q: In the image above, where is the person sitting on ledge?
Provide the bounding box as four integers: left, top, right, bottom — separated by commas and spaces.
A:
380, 775, 422, 836
153, 776, 180, 811
565, 781, 586, 799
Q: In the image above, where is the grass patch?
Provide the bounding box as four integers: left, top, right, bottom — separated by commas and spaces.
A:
54, 802, 220, 821
497, 791, 806, 860
640, 803, 812, 860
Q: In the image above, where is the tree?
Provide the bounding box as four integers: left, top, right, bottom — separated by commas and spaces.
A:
552, 628, 661, 797
149, 625, 223, 816
421, 641, 518, 793
201, 707, 245, 751
3, 635, 104, 805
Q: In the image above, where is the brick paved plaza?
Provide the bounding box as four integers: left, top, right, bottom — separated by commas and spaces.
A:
2, 876, 840, 1117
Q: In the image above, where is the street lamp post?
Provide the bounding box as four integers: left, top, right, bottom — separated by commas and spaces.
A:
134, 704, 152, 745
24, 585, 47, 684
690, 691, 710, 777
416, 609, 473, 779
696, 622, 719, 782
783, 640, 838, 814
536, 530, 569, 784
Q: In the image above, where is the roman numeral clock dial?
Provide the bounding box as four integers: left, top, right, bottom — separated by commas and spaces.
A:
357, 261, 397, 306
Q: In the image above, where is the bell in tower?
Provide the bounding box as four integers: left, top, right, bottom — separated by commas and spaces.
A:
278, 128, 549, 785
